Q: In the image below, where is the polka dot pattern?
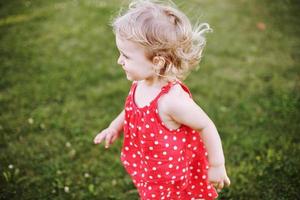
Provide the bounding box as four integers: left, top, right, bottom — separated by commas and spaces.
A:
120, 81, 218, 200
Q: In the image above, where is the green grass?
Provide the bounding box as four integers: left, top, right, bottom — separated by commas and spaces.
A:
0, 0, 299, 199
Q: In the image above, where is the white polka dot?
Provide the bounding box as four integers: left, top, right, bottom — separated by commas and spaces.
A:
158, 161, 162, 165
202, 175, 206, 179
132, 154, 136, 158
154, 141, 159, 145
208, 193, 212, 197
207, 185, 212, 189
157, 174, 161, 178
172, 176, 176, 179
169, 164, 173, 168
152, 167, 157, 171
191, 185, 195, 189
125, 146, 129, 151
193, 136, 197, 140
182, 138, 186, 142
173, 136, 177, 141
159, 185, 164, 189
151, 118, 155, 122
165, 143, 169, 147
149, 146, 153, 150
163, 151, 167, 155
168, 157, 173, 161
164, 135, 168, 140
149, 175, 153, 179
154, 154, 158, 158
133, 163, 137, 167
173, 146, 178, 150
148, 186, 152, 190
150, 133, 155, 137
159, 130, 163, 134
145, 124, 150, 128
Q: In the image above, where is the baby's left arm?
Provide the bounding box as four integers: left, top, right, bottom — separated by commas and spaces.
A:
165, 85, 224, 165
164, 85, 230, 190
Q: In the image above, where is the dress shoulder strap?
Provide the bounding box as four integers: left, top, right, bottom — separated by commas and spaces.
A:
129, 81, 138, 96
153, 80, 193, 103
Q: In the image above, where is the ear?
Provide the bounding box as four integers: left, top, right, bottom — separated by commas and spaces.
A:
152, 56, 165, 70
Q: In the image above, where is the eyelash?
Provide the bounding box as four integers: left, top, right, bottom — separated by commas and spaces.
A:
121, 52, 129, 59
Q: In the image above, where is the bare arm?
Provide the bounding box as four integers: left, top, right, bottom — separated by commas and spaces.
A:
165, 86, 225, 166
94, 109, 125, 148
164, 85, 230, 191
108, 109, 125, 133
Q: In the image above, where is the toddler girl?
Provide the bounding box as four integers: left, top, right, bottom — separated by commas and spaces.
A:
94, 1, 230, 199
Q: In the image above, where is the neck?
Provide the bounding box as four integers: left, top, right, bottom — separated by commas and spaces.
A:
143, 76, 169, 88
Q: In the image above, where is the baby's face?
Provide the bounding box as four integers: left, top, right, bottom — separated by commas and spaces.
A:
115, 35, 155, 81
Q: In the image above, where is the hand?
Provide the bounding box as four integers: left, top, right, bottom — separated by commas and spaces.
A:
207, 164, 230, 192
93, 127, 119, 148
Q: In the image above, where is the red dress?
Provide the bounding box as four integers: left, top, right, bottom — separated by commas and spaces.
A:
120, 80, 218, 200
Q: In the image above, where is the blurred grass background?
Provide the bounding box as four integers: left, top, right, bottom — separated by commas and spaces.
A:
0, 0, 299, 199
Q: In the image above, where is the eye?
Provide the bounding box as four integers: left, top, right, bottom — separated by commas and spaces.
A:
122, 53, 129, 59
119, 51, 129, 59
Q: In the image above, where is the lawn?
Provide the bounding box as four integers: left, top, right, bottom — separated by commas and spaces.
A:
0, 0, 299, 199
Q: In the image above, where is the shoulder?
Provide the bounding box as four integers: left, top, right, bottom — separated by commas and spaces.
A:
159, 83, 193, 113
169, 83, 191, 98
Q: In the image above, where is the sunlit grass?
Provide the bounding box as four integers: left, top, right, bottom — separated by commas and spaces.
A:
0, 0, 299, 199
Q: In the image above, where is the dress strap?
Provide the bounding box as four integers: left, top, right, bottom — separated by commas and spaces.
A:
153, 80, 193, 103
129, 81, 138, 96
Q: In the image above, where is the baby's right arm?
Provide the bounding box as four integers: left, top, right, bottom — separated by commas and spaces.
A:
93, 109, 125, 148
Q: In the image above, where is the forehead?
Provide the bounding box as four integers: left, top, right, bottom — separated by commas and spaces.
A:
115, 36, 143, 53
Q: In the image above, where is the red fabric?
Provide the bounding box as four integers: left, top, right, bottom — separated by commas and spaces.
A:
121, 80, 218, 200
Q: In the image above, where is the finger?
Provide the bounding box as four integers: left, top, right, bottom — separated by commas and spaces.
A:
105, 133, 113, 148
212, 182, 221, 192
218, 181, 224, 191
111, 133, 119, 143
94, 133, 106, 144
211, 182, 219, 188
225, 177, 231, 187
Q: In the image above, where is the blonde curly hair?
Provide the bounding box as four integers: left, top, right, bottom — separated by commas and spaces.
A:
111, 0, 212, 80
